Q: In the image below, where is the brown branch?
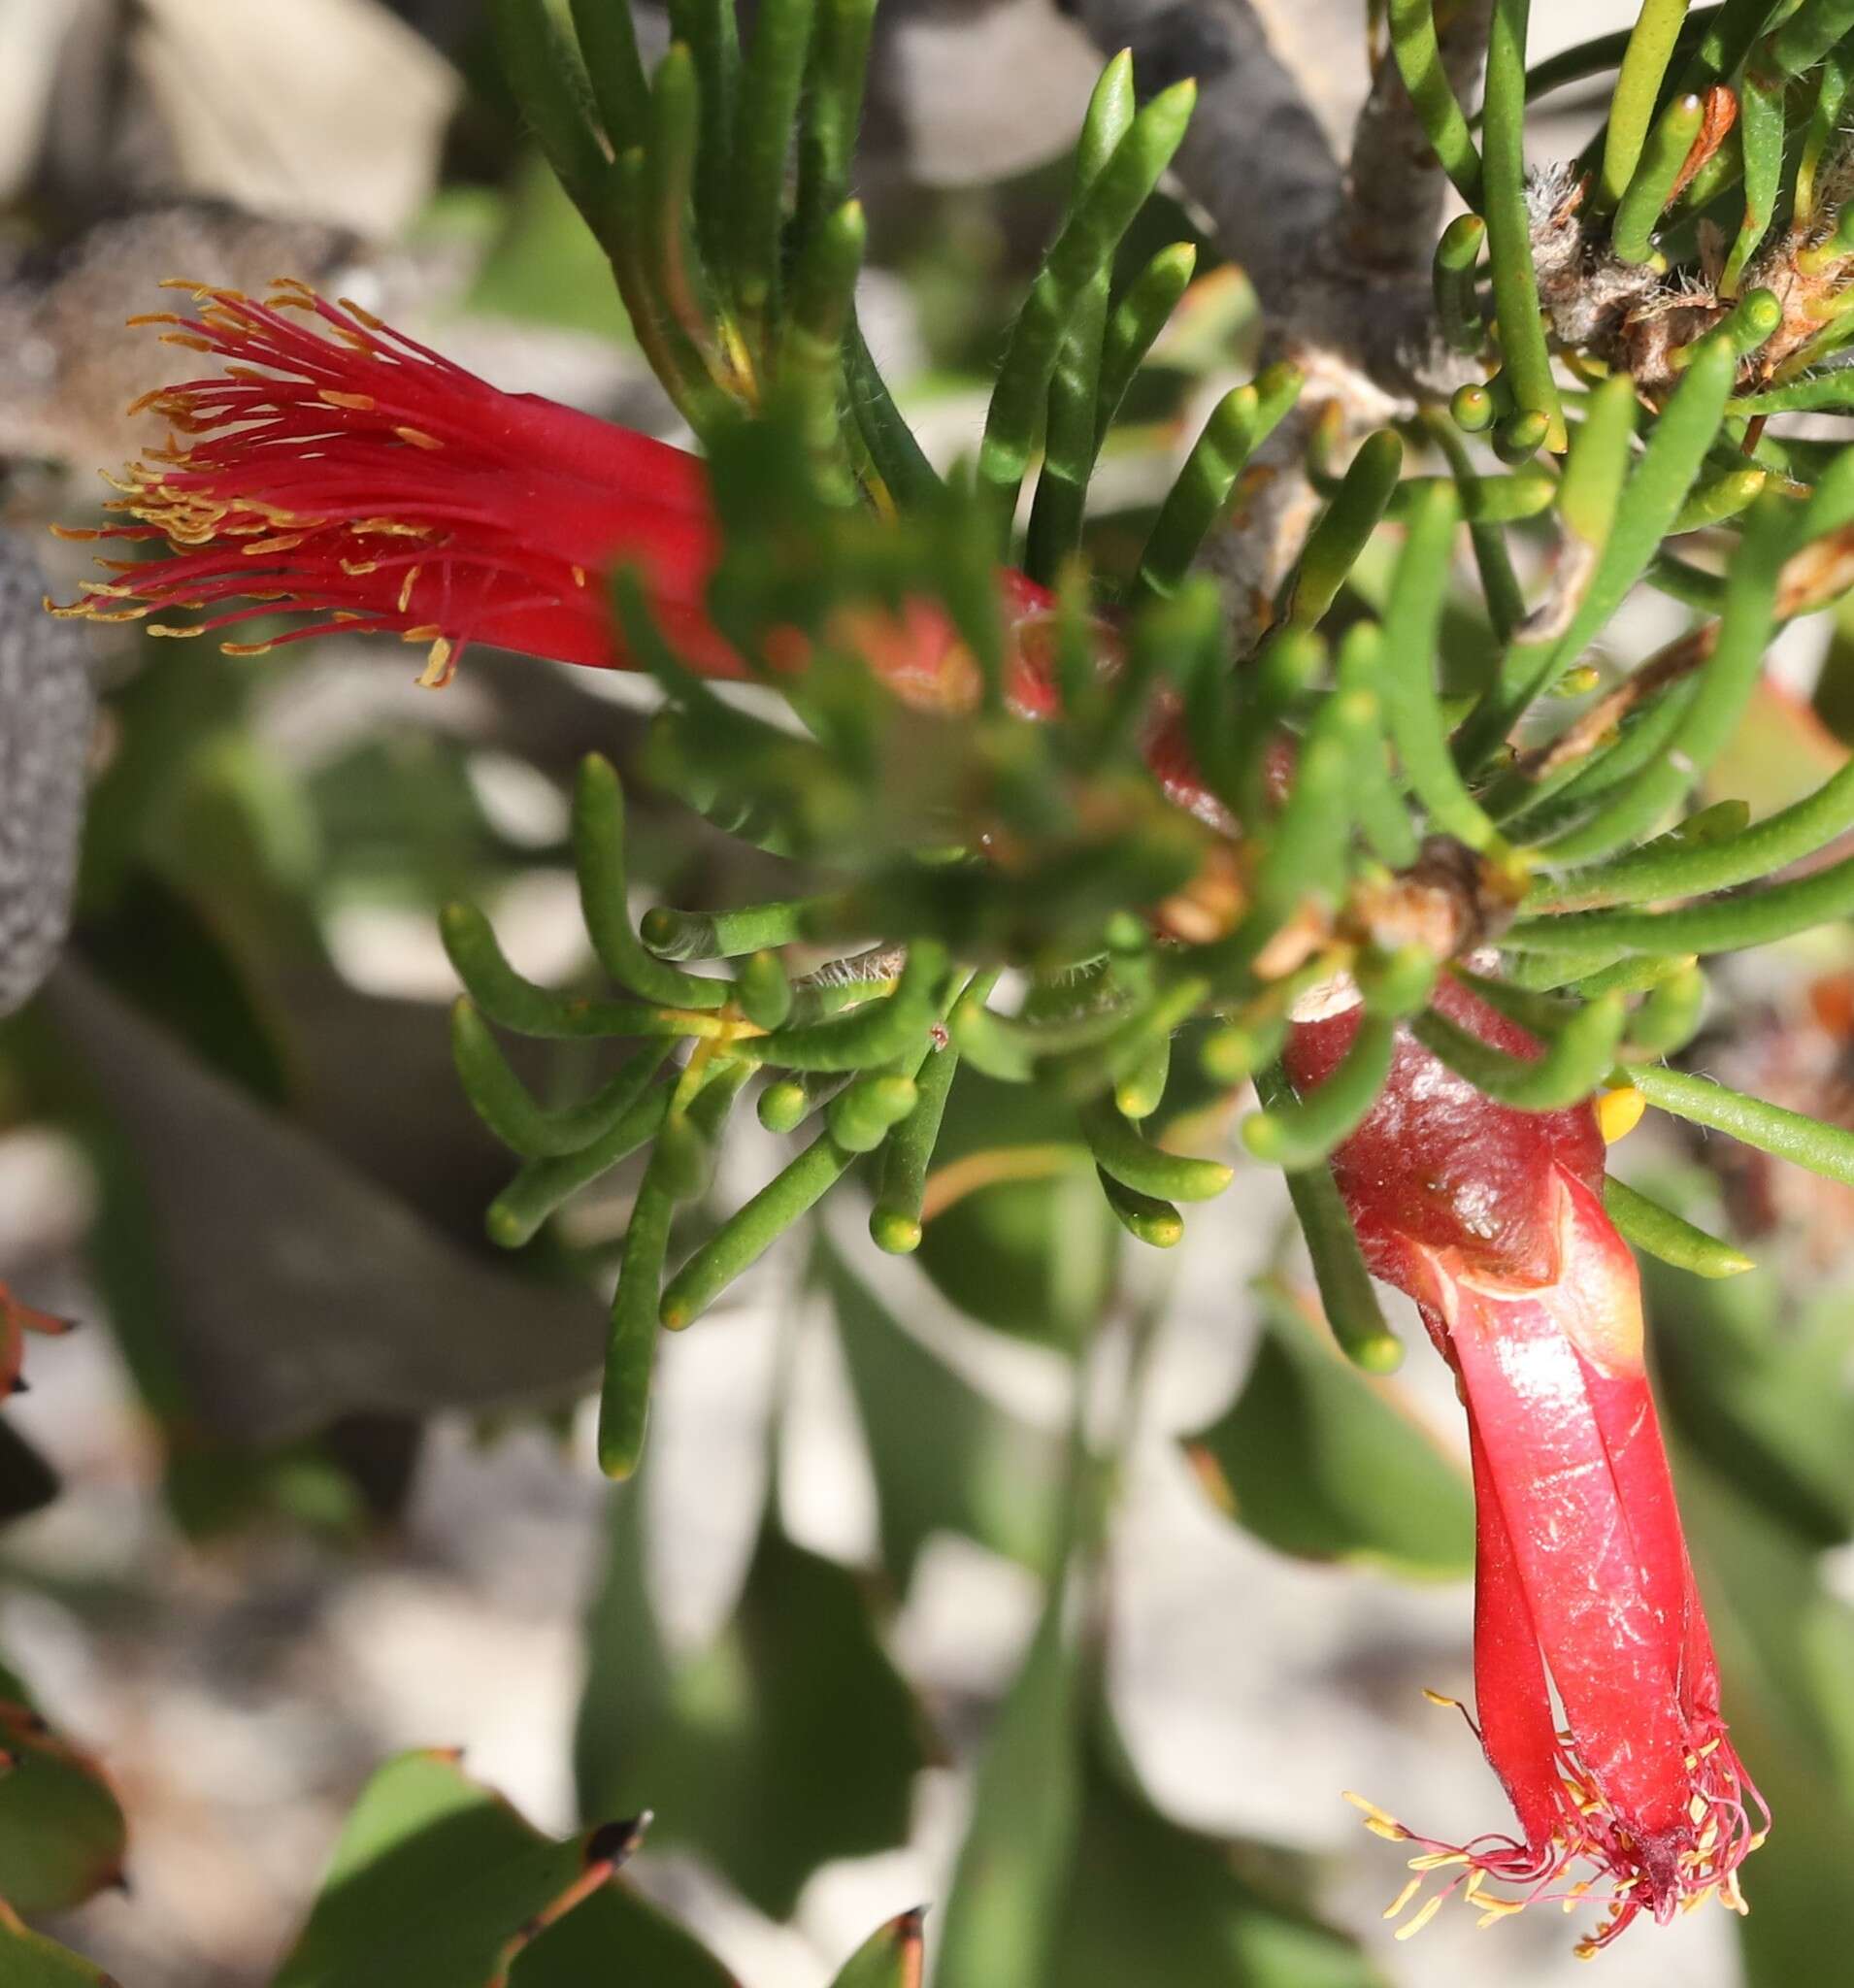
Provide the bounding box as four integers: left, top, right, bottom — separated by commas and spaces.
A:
1341, 0, 1493, 281
1062, 0, 1345, 311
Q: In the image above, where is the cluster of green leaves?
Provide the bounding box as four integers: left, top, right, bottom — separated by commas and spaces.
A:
455, 0, 1854, 1492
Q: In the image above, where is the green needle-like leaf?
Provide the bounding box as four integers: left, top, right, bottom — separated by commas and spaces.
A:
492, 0, 614, 224
486, 1077, 675, 1249
1628, 1063, 1854, 1187
1483, 0, 1566, 449
976, 78, 1197, 542
598, 1156, 677, 1478
1531, 753, 1854, 910
1093, 243, 1198, 447
1282, 428, 1403, 630
1768, 0, 1854, 77
1137, 365, 1302, 601
451, 1010, 671, 1160
1389, 0, 1485, 202
441, 903, 719, 1041
732, 0, 814, 347
1537, 489, 1791, 862
1257, 1068, 1403, 1372
569, 0, 649, 150
1079, 1096, 1232, 1202
1412, 991, 1628, 1110
1380, 480, 1502, 849
576, 755, 728, 1009
1611, 89, 1705, 262
1600, 0, 1695, 211
1463, 327, 1738, 764
1606, 1175, 1755, 1278
1242, 1021, 1397, 1172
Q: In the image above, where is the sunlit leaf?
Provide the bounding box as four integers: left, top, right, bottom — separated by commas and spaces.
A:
914, 1073, 1112, 1347
1052, 1740, 1383, 1988
0, 1903, 115, 1987
1645, 1230, 1854, 1546
934, 1587, 1080, 1988
275, 1750, 629, 1988
0, 1671, 124, 1914
577, 1484, 927, 1919
827, 1907, 925, 1988
511, 1880, 740, 1987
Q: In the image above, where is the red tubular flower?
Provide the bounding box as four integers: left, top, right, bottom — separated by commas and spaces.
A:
50, 278, 1058, 710
1286, 976, 1765, 1953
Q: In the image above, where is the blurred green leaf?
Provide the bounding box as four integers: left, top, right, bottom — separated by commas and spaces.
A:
828, 1908, 924, 1988
0, 1676, 125, 1914
577, 1485, 927, 1918
81, 866, 292, 1108
1052, 1741, 1383, 1988
1642, 1182, 1854, 1544
276, 1750, 621, 1988
1675, 1445, 1854, 1985
41, 967, 604, 1458
823, 1241, 1064, 1579
466, 152, 639, 342
510, 1879, 740, 1987
0, 1905, 114, 1986
934, 1588, 1080, 1988
1182, 1277, 1473, 1579
913, 1073, 1113, 1347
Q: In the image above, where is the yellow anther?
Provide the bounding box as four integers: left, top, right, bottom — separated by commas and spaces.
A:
222, 640, 279, 656
572, 565, 588, 587
394, 425, 443, 450
1365, 1817, 1410, 1842
320, 389, 377, 412
1421, 1689, 1464, 1710
398, 566, 422, 613
417, 637, 456, 689
1596, 1083, 1646, 1143
1394, 1894, 1446, 1941
148, 623, 208, 639
1384, 1877, 1424, 1921
159, 333, 215, 352
338, 295, 388, 331
1407, 1851, 1468, 1872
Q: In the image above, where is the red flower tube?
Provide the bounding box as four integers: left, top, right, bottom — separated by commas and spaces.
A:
1286, 976, 1765, 1954
49, 278, 1058, 711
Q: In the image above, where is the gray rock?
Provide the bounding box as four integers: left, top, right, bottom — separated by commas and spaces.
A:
0, 531, 93, 1018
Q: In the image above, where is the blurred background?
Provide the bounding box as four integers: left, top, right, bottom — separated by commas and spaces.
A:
3, 3, 1853, 1984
